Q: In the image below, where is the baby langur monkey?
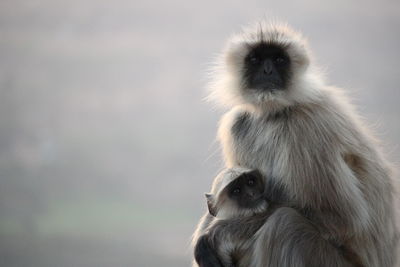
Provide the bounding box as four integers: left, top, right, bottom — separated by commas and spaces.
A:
194, 167, 364, 267
194, 167, 274, 267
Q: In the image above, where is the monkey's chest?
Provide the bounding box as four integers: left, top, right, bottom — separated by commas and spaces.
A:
229, 113, 319, 181
232, 125, 282, 173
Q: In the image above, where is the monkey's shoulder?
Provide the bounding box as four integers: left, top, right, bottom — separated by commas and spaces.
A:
224, 105, 320, 139
218, 107, 251, 143
220, 103, 366, 157
231, 111, 253, 140
219, 107, 247, 129
219, 107, 268, 137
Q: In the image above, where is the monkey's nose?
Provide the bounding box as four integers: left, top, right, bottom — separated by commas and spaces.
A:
263, 60, 273, 75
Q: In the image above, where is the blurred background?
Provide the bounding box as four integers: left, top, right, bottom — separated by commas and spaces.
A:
0, 0, 399, 266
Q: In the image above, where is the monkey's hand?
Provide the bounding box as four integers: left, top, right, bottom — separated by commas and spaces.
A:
194, 235, 225, 267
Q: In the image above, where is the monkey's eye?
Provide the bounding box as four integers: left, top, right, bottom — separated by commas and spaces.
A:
249, 55, 259, 64
247, 179, 255, 186
274, 56, 286, 64
232, 188, 241, 195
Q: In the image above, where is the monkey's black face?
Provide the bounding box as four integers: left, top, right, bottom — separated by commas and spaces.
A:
243, 43, 291, 91
226, 170, 265, 209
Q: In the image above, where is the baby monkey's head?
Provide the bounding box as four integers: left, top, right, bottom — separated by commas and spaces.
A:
206, 167, 268, 220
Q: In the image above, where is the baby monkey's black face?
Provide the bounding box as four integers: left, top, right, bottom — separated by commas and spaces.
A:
243, 43, 291, 91
226, 170, 265, 209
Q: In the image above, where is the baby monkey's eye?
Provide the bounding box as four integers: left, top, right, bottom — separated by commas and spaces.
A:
247, 179, 255, 186
232, 188, 241, 195
249, 55, 259, 64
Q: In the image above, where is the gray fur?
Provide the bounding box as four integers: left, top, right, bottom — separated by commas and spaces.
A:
202, 212, 273, 267
193, 21, 397, 267
253, 207, 355, 267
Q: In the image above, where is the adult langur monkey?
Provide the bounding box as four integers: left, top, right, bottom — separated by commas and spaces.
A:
192, 21, 397, 267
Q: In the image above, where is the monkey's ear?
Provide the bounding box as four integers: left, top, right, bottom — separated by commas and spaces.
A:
204, 193, 217, 217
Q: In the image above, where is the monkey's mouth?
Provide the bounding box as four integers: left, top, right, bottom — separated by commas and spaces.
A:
248, 75, 285, 91
239, 196, 266, 209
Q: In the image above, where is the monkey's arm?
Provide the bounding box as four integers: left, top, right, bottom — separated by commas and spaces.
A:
194, 215, 268, 267
192, 213, 218, 267
253, 207, 355, 267
293, 106, 396, 265
194, 235, 225, 267
194, 218, 239, 267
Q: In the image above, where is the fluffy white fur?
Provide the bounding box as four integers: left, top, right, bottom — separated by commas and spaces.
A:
207, 21, 322, 114
193, 21, 398, 267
